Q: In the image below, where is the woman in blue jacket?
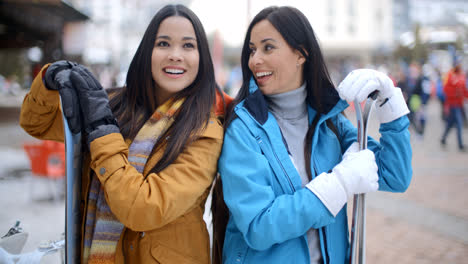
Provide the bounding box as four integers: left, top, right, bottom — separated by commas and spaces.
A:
212, 6, 412, 264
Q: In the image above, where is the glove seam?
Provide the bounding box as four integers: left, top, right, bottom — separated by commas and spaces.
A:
306, 172, 348, 216
87, 124, 120, 146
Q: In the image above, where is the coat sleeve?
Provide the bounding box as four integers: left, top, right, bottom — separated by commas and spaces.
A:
19, 64, 65, 142
219, 119, 335, 251
88, 118, 223, 231
337, 114, 412, 192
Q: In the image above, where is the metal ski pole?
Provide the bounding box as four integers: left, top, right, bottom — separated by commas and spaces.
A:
60, 97, 83, 264
349, 91, 378, 264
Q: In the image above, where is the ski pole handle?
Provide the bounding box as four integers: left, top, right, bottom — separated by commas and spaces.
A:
60, 96, 83, 264
349, 91, 378, 264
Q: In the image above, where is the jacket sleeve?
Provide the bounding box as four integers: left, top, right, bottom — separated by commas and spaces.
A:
337, 114, 412, 192
463, 75, 468, 98
443, 72, 465, 95
219, 119, 335, 251
88, 117, 223, 231
19, 64, 64, 142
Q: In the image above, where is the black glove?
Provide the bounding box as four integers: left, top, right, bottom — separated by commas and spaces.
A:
43, 60, 81, 134
69, 65, 119, 145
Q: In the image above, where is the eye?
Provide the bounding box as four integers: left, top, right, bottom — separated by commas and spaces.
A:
156, 41, 169, 47
264, 44, 274, 52
183, 42, 195, 49
249, 47, 256, 56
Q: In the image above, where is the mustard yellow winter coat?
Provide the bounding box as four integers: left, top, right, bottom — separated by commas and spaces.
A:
20, 65, 224, 263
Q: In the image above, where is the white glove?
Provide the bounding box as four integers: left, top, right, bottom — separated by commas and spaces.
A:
337, 69, 409, 123
306, 142, 379, 216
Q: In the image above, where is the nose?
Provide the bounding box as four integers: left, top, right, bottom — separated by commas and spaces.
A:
168, 47, 183, 62
249, 51, 263, 66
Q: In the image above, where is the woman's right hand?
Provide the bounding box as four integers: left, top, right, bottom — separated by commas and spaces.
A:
44, 60, 77, 91
332, 142, 379, 198
306, 142, 378, 216
43, 60, 82, 134
70, 65, 119, 146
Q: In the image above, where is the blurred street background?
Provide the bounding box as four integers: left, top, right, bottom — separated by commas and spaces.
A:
0, 0, 467, 263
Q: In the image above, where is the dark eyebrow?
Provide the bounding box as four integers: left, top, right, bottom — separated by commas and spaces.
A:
156, 35, 170, 40
249, 38, 276, 45
156, 35, 196, 41
261, 38, 276, 43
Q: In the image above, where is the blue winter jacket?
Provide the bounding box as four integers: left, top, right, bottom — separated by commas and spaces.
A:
218, 81, 412, 264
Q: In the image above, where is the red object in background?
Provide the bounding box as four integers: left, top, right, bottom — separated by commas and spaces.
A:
215, 89, 233, 116
32, 63, 42, 79
23, 140, 65, 179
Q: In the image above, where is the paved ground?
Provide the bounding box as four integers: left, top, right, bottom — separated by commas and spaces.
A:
0, 96, 467, 263
346, 99, 468, 263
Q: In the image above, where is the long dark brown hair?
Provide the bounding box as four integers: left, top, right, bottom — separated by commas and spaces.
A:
109, 4, 217, 173
211, 6, 340, 263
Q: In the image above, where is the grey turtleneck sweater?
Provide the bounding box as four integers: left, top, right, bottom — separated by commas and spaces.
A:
266, 83, 322, 264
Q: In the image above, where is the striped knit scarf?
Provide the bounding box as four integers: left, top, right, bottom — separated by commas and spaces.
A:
83, 97, 185, 263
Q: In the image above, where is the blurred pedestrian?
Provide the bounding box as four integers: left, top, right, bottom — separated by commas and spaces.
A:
441, 60, 468, 151
396, 68, 409, 101
211, 6, 412, 264
407, 62, 429, 137
435, 68, 447, 121
20, 4, 231, 263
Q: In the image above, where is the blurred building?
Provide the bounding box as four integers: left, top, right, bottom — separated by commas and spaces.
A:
2, 0, 466, 91
410, 0, 468, 27
398, 0, 468, 72
0, 0, 88, 62
393, 0, 411, 44
299, 0, 468, 78
0, 0, 88, 91
299, 0, 394, 65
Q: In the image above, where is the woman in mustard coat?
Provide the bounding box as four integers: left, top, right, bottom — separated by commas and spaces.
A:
20, 4, 228, 264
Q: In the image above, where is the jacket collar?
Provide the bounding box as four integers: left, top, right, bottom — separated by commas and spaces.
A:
240, 77, 347, 125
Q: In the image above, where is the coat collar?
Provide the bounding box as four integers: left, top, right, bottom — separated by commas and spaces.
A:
240, 77, 347, 125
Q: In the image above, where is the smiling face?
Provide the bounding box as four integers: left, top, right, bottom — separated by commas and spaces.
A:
151, 16, 199, 105
248, 19, 305, 95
